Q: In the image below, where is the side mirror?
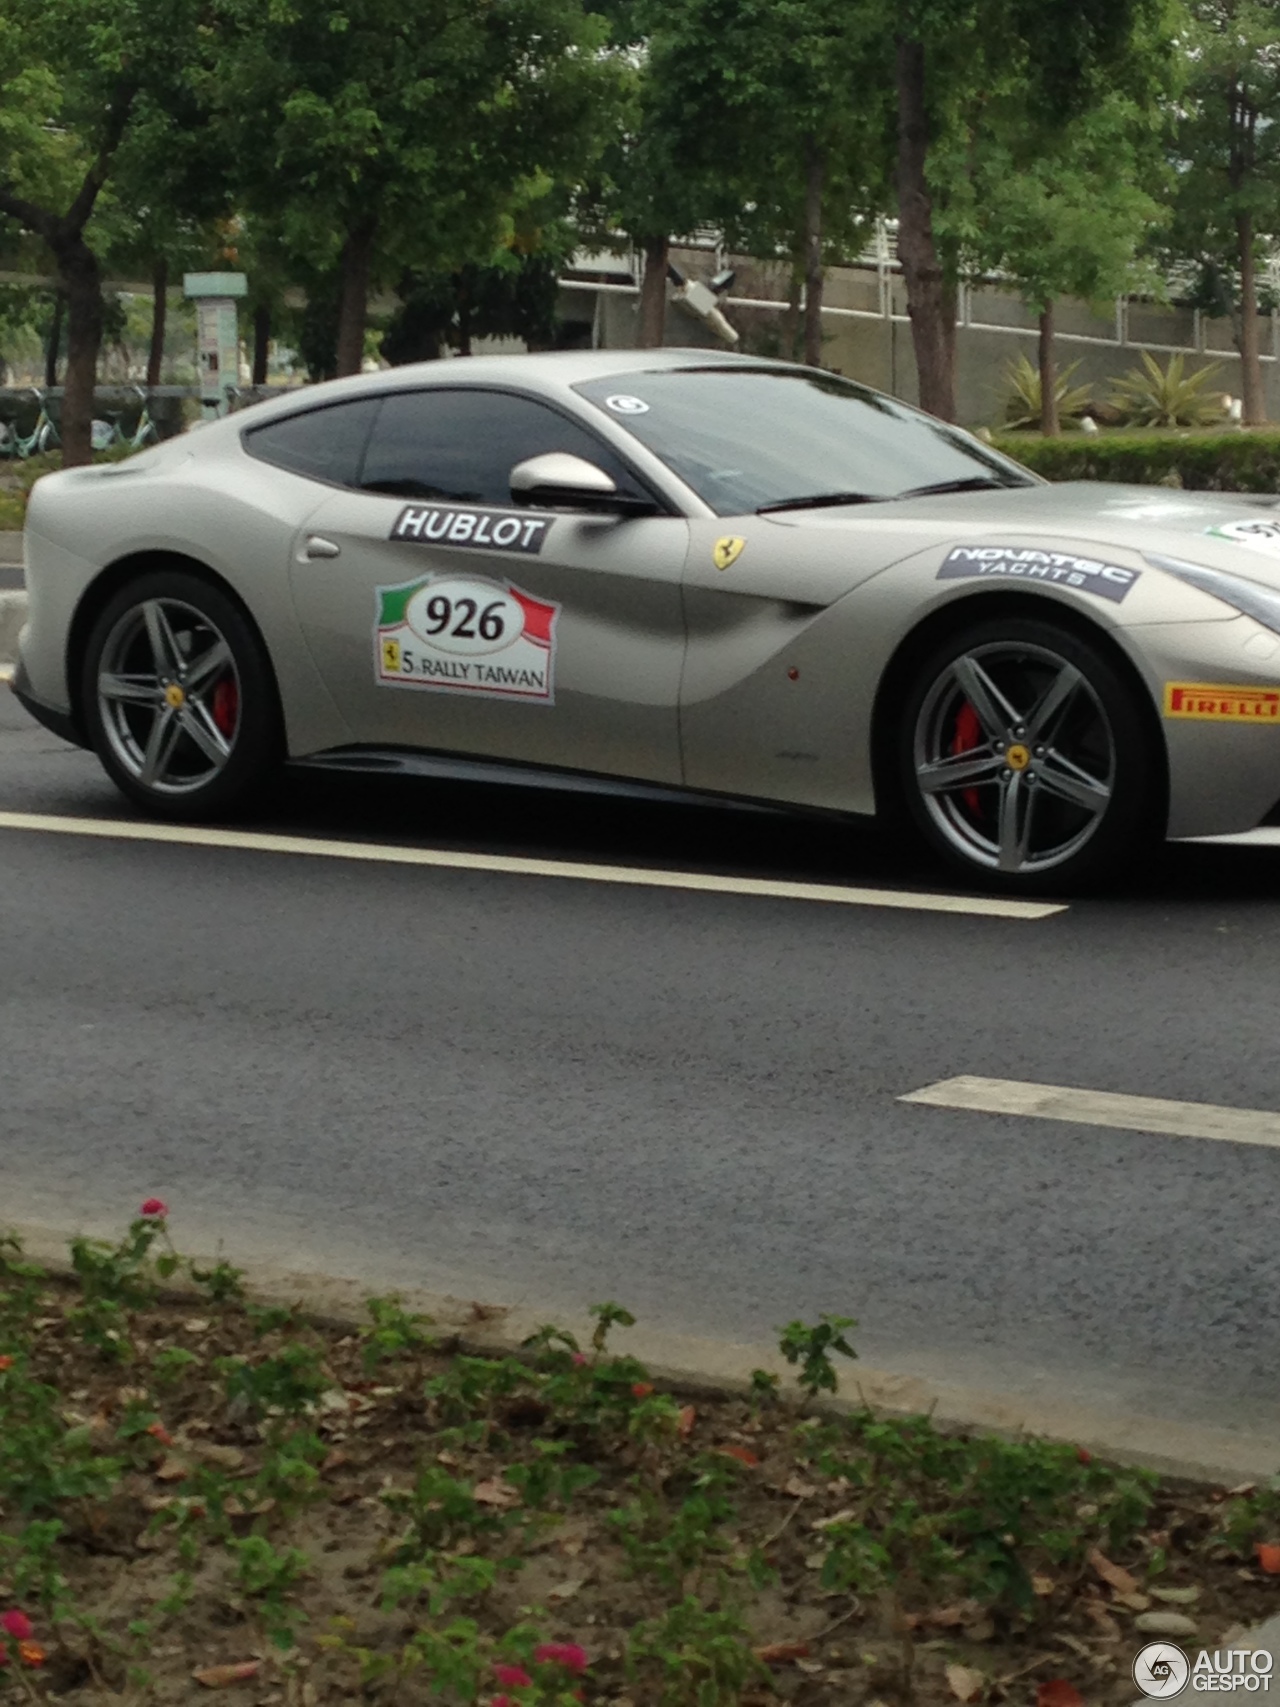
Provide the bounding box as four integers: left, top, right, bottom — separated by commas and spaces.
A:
510, 452, 654, 515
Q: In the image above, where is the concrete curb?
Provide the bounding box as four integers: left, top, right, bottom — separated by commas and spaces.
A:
0, 530, 22, 567
8, 1217, 1279, 1487
0, 589, 25, 663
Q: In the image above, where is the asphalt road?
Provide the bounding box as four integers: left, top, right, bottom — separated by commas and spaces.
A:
2, 683, 1279, 1441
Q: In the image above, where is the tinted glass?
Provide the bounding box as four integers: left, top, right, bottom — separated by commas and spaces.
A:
243, 398, 378, 486
359, 389, 650, 505
573, 368, 1035, 516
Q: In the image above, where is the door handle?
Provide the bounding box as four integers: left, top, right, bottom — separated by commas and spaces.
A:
303, 535, 341, 560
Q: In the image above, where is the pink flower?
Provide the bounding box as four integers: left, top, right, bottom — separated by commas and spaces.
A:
493, 1665, 532, 1688
535, 1642, 589, 1673
490, 1697, 511, 1707
1, 1611, 33, 1641
571, 1352, 587, 1366
140, 1198, 168, 1218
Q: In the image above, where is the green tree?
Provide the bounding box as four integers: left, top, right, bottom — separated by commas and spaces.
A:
210, 0, 619, 378
967, 91, 1166, 433
886, 0, 1175, 421
1166, 1, 1280, 425
608, 0, 891, 362
0, 0, 203, 461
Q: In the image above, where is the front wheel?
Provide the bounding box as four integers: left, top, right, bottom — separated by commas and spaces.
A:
83, 570, 282, 820
897, 616, 1161, 892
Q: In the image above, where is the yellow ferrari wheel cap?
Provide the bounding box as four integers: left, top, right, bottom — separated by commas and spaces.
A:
1005, 742, 1031, 771
164, 683, 186, 709
712, 535, 746, 571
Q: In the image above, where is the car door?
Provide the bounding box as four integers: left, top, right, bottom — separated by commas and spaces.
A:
285, 386, 689, 784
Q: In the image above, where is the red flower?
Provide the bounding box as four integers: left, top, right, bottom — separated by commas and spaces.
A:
535, 1643, 589, 1673
0, 1356, 13, 1372
570, 1352, 587, 1367
1, 1611, 33, 1642
493, 1665, 532, 1688
140, 1198, 168, 1219
18, 1642, 44, 1669
631, 1382, 654, 1399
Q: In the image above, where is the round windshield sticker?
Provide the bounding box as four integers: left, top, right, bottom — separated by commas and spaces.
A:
605, 393, 650, 415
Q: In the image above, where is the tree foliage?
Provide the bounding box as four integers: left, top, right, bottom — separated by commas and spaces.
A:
1165, 0, 1280, 423
206, 0, 619, 375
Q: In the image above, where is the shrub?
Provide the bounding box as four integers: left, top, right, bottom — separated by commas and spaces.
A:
991, 427, 1280, 492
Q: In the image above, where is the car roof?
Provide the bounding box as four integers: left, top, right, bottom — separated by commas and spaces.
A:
218, 347, 786, 434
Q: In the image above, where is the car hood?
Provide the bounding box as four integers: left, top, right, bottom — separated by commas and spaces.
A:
768, 481, 1280, 591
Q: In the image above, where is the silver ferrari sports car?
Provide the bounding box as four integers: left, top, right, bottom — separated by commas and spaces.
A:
16, 348, 1280, 890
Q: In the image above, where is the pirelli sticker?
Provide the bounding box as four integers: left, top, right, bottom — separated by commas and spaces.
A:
939, 546, 1140, 603
390, 503, 553, 555
1164, 682, 1280, 722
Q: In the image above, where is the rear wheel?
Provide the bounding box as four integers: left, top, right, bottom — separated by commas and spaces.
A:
897, 616, 1161, 891
83, 569, 281, 819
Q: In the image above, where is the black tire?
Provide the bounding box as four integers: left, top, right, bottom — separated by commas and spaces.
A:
896, 615, 1162, 893
82, 568, 282, 820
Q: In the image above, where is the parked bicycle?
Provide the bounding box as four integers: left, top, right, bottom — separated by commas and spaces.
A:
92, 385, 160, 454
0, 388, 60, 459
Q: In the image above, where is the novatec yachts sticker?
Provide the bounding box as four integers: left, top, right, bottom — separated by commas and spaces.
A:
390, 503, 553, 555
1164, 681, 1280, 722
938, 545, 1140, 603
1206, 517, 1280, 556
375, 574, 560, 702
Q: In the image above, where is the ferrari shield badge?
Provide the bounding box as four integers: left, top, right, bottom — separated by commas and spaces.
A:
712, 535, 746, 571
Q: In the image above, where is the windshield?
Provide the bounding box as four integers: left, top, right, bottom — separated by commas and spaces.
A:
574, 367, 1036, 517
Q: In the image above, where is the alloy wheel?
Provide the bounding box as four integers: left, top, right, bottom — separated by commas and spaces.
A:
912, 640, 1116, 875
96, 597, 241, 795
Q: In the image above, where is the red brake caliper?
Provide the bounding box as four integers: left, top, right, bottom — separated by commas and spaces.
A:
951, 701, 983, 817
211, 676, 239, 739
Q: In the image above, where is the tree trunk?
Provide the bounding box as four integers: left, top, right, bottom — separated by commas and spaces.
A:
1039, 302, 1060, 437
636, 235, 668, 348
895, 36, 955, 421
45, 291, 65, 388
783, 259, 802, 362
803, 140, 825, 368
252, 305, 271, 386
335, 219, 376, 378
55, 237, 105, 466
456, 272, 473, 357
1236, 209, 1266, 426
146, 256, 168, 388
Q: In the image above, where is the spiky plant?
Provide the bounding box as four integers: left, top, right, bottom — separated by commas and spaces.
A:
1002, 354, 1095, 430
1108, 352, 1226, 428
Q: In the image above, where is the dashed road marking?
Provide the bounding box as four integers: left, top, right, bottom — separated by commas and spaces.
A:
0, 809, 1065, 919
901, 1074, 1280, 1151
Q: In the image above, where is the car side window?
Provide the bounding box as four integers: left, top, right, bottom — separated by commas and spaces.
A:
358, 389, 654, 507
243, 398, 379, 486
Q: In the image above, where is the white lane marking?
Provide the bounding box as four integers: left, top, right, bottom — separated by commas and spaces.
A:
1185, 827, 1280, 848
901, 1074, 1280, 1151
0, 809, 1064, 919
